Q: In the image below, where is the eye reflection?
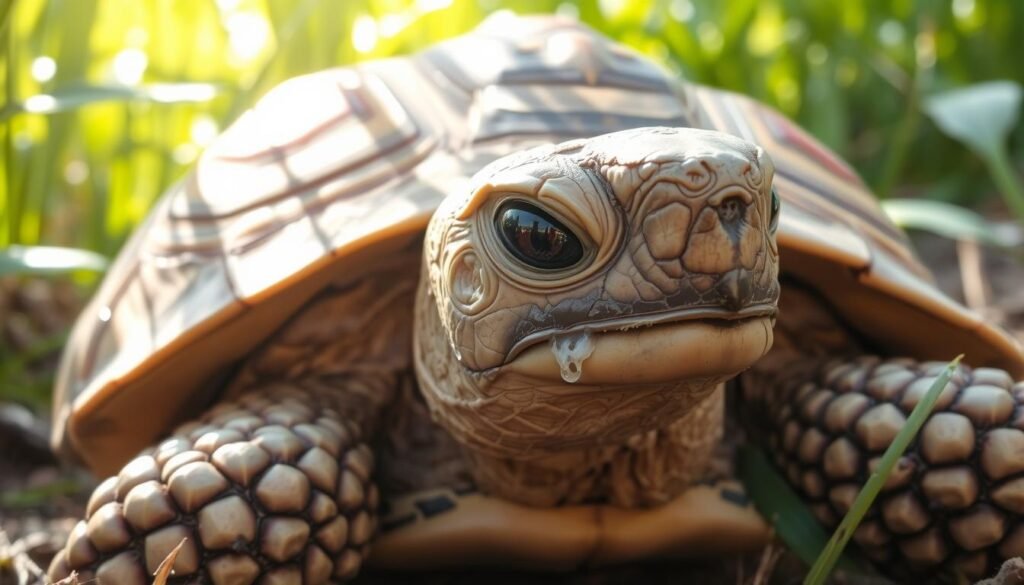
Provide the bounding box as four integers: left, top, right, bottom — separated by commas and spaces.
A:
495, 201, 584, 270
769, 187, 780, 233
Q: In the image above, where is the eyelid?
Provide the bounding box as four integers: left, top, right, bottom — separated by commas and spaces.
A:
535, 176, 611, 247
474, 181, 624, 290
457, 173, 542, 220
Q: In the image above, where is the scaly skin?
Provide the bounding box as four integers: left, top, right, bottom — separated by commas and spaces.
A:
744, 356, 1024, 582
48, 128, 1024, 584
415, 128, 779, 482
47, 379, 384, 584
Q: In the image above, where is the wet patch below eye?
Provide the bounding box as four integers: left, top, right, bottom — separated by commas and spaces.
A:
550, 330, 596, 383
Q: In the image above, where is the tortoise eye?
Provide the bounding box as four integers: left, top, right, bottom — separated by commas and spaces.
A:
495, 201, 584, 270
769, 187, 781, 233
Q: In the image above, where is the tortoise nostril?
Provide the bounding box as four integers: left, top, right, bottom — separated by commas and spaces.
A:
717, 196, 746, 223
717, 269, 752, 311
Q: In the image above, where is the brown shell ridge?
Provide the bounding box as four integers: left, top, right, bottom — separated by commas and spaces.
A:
690, 86, 924, 275
167, 72, 428, 221
55, 60, 447, 472
74, 64, 437, 377
690, 84, 1024, 375
54, 16, 1024, 473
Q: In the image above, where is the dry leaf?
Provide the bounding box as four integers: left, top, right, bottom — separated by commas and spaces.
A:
151, 538, 187, 585
51, 571, 80, 585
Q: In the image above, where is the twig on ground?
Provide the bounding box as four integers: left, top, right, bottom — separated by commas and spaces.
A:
956, 238, 990, 313
749, 538, 783, 585
0, 527, 47, 585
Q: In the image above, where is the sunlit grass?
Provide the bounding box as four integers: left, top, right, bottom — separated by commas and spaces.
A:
2, 0, 1023, 258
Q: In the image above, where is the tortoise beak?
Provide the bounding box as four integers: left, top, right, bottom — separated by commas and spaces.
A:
499, 310, 775, 386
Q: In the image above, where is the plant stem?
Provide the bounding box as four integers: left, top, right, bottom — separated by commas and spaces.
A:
803, 355, 963, 585
3, 0, 17, 248
875, 69, 921, 199
984, 147, 1024, 225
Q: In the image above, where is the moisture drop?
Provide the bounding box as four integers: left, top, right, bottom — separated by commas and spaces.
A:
550, 330, 595, 384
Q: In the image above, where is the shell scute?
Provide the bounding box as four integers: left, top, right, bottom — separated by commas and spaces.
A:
55, 16, 1024, 475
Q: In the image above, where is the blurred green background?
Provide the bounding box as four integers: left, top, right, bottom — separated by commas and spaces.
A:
2, 0, 1023, 258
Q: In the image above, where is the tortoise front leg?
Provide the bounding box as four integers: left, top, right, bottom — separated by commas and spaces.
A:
47, 379, 384, 585
743, 356, 1024, 581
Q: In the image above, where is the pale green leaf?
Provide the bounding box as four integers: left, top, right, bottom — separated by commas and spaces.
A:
923, 81, 1023, 158
882, 198, 1021, 247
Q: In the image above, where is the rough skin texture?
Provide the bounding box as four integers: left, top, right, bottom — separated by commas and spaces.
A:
47, 382, 381, 584
744, 356, 1024, 582
45, 108, 1024, 583
414, 128, 778, 495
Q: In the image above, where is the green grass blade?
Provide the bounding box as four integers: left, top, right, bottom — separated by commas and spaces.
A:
924, 82, 1022, 160
0, 83, 221, 121
804, 355, 964, 585
737, 446, 866, 574
984, 144, 1024, 225
0, 244, 108, 276
0, 0, 12, 35
0, 479, 83, 508
923, 82, 1024, 223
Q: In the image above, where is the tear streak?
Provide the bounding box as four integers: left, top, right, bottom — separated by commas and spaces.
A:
550, 330, 595, 383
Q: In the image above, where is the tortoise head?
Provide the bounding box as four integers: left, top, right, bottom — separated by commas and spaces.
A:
415, 127, 781, 457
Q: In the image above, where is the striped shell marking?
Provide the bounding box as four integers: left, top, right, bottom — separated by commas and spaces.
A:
54, 15, 1024, 474
53, 66, 446, 473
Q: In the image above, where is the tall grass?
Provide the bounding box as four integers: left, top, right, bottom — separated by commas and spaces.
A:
1, 0, 1023, 257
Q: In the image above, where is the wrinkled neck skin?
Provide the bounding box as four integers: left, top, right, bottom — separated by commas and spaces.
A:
413, 128, 781, 507
413, 270, 730, 507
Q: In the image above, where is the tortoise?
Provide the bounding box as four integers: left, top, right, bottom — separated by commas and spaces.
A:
45, 13, 1024, 585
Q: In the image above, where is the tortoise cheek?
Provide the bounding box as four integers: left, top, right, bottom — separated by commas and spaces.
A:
447, 249, 495, 316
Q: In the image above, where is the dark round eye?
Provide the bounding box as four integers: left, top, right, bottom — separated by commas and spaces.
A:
495, 201, 585, 270
769, 187, 781, 233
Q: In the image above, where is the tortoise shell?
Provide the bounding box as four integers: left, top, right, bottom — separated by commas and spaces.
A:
53, 15, 1024, 474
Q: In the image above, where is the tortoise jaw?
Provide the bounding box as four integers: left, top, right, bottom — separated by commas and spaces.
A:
498, 306, 776, 386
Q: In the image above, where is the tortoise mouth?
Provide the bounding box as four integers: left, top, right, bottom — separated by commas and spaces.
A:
497, 304, 777, 386
502, 304, 777, 364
